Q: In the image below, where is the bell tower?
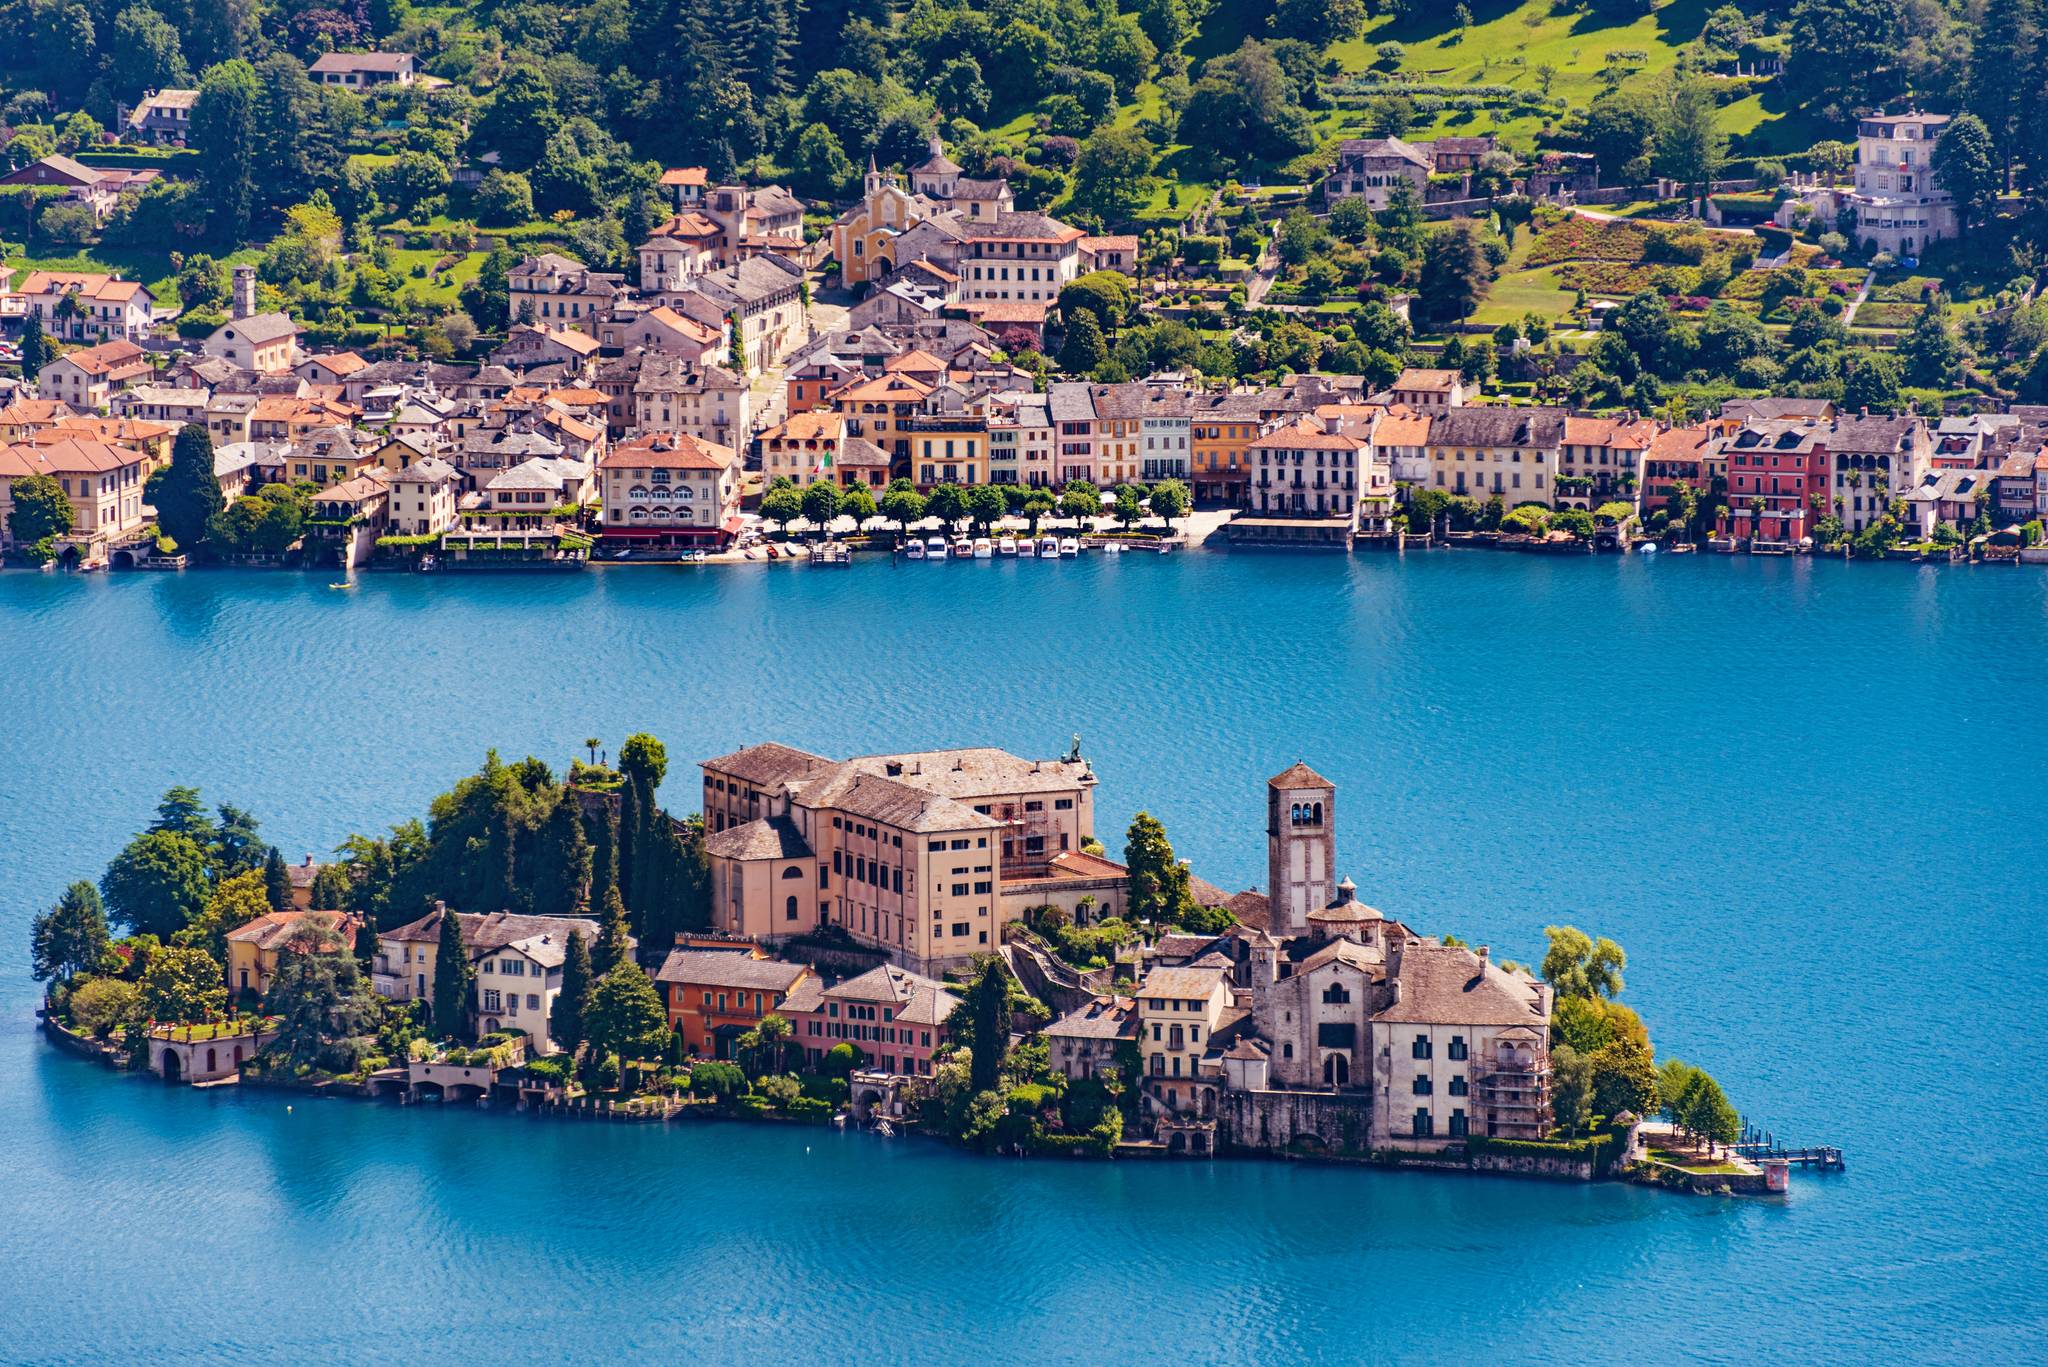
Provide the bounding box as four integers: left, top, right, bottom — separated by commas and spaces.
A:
1266, 762, 1335, 940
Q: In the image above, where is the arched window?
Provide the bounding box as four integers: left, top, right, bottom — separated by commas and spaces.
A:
782, 866, 802, 879
785, 896, 799, 922
205, 1048, 217, 1073
1281, 1042, 1293, 1060
1312, 802, 1323, 825
1322, 981, 1350, 1005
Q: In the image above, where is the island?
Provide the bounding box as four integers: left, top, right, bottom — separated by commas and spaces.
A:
34, 732, 1815, 1195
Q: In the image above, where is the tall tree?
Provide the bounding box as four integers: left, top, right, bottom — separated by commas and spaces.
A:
158, 425, 224, 555
175, 868, 270, 963
593, 885, 632, 976
1934, 114, 2000, 229
948, 955, 1014, 1095
31, 881, 110, 984
431, 906, 474, 1038
552, 929, 593, 1054
102, 828, 213, 939
1966, 0, 2040, 189
1541, 927, 1626, 1000
263, 845, 292, 912
17, 315, 48, 382
266, 921, 376, 1068
588, 801, 619, 913
1417, 220, 1492, 327
1649, 73, 1726, 208
584, 963, 670, 1082
193, 58, 261, 241
1069, 127, 1156, 224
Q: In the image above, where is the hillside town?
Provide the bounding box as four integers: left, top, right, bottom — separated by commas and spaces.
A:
7, 4, 2048, 572
33, 733, 1763, 1190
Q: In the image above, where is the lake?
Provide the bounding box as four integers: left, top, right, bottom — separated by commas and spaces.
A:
4, 552, 2045, 1363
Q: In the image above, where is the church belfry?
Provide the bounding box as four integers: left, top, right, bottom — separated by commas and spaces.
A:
1266, 762, 1335, 940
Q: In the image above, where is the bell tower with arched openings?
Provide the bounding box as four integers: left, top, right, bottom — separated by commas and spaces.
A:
1266, 761, 1335, 940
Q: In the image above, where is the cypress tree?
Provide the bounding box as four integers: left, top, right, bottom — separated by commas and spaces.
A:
617, 779, 640, 912
159, 424, 226, 556
263, 846, 292, 912
431, 906, 474, 1039
552, 929, 592, 1054
589, 801, 618, 913
19, 315, 48, 382
593, 886, 632, 977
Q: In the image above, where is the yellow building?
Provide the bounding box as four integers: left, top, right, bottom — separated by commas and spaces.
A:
224, 911, 361, 999
1135, 964, 1233, 1117
828, 372, 933, 467
829, 170, 926, 288
907, 414, 990, 489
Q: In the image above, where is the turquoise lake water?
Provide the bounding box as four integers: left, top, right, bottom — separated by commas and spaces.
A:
4, 553, 2047, 1364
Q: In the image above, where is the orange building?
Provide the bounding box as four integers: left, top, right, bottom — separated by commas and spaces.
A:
652, 947, 814, 1059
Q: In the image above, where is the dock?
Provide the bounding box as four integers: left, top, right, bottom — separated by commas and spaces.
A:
1734, 1120, 1845, 1170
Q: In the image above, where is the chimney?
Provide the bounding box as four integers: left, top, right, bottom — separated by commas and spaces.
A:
302, 853, 315, 867
231, 264, 256, 321
1476, 945, 1490, 974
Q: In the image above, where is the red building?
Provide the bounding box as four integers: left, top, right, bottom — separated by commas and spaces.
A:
778, 964, 960, 1078
1717, 420, 1829, 546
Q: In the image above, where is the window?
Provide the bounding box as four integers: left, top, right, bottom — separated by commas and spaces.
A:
1321, 982, 1350, 1005
1448, 1035, 1467, 1061
1449, 1075, 1468, 1097
1449, 1109, 1468, 1138
1411, 1035, 1432, 1060
1413, 1076, 1433, 1095
1413, 1108, 1434, 1138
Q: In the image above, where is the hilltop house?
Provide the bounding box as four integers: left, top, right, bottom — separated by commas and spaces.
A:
121, 88, 198, 145
1324, 138, 1432, 209
309, 51, 416, 88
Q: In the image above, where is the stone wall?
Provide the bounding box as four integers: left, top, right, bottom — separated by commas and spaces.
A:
1220, 1087, 1375, 1155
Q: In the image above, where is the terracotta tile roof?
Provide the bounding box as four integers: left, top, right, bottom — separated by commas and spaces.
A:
52, 340, 149, 377
1134, 965, 1229, 1000
1269, 760, 1330, 788
660, 167, 709, 187
1044, 995, 1138, 1041
225, 911, 356, 952
1249, 418, 1363, 452
601, 432, 737, 471
762, 412, 846, 443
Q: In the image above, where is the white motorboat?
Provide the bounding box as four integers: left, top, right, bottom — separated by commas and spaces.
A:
1058, 537, 1080, 557
1101, 540, 1124, 555
904, 539, 926, 559
1039, 536, 1060, 557
1017, 538, 1036, 557
1636, 542, 1658, 555
972, 537, 994, 558
925, 535, 949, 559
998, 536, 1018, 556
949, 538, 974, 559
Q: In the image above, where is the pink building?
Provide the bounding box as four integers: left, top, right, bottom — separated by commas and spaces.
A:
779, 964, 960, 1078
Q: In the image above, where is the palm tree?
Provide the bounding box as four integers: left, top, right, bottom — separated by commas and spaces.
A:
584, 738, 601, 765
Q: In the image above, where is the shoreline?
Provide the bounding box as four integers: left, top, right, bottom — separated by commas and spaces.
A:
36, 1012, 1783, 1198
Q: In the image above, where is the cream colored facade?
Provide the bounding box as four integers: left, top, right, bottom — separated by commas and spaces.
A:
1136, 965, 1231, 1113
701, 743, 1099, 974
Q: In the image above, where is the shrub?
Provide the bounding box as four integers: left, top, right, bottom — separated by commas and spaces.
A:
68, 976, 139, 1038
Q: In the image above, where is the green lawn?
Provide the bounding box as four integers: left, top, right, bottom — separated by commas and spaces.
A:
382, 248, 484, 308
4, 245, 261, 309
1648, 1145, 1748, 1176
1322, 0, 1801, 154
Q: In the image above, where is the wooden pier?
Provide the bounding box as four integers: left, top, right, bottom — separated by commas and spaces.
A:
1734, 1120, 1845, 1170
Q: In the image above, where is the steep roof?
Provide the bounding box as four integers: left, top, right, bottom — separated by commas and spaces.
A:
654, 949, 809, 992
380, 906, 605, 953
1269, 760, 1331, 789
1376, 942, 1547, 1027
703, 815, 813, 862
703, 741, 833, 787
